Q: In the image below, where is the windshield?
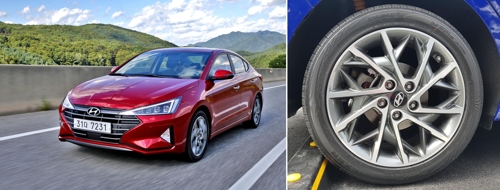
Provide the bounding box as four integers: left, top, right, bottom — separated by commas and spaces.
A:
113, 51, 212, 79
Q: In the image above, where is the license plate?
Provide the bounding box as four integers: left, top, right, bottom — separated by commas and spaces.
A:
73, 118, 112, 134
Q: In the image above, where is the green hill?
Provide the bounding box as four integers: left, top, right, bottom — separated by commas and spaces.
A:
189, 31, 285, 52
241, 43, 285, 68
0, 22, 177, 66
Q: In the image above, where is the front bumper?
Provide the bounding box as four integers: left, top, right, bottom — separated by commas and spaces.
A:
58, 106, 191, 154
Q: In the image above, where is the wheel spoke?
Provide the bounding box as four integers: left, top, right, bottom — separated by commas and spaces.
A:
389, 116, 409, 164
394, 35, 411, 61
343, 60, 368, 66
401, 111, 450, 142
371, 107, 388, 162
334, 98, 383, 133
420, 127, 427, 155
352, 129, 378, 145
340, 69, 362, 90
433, 80, 459, 91
412, 106, 462, 114
328, 88, 388, 99
380, 30, 406, 83
192, 124, 198, 140
382, 126, 421, 156
348, 46, 395, 81
413, 38, 435, 87
347, 96, 369, 141
437, 94, 460, 108
197, 118, 204, 129
373, 57, 393, 69
409, 62, 458, 102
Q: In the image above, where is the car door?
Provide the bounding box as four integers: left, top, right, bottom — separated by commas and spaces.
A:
228, 54, 257, 119
206, 53, 243, 133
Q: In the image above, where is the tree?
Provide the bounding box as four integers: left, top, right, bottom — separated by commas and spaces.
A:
268, 54, 286, 68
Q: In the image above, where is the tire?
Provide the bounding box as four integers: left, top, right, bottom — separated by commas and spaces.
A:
245, 95, 262, 128
302, 5, 483, 184
185, 111, 209, 162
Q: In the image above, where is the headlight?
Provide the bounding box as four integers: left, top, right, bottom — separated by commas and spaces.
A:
62, 91, 74, 109
119, 97, 181, 115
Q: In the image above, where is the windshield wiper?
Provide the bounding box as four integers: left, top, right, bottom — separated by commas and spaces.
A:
109, 73, 125, 76
155, 75, 179, 78
117, 73, 180, 78
124, 74, 157, 77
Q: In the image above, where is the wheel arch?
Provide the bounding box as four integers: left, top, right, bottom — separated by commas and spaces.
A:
288, 0, 499, 129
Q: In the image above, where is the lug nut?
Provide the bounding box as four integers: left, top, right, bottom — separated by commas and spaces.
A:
409, 101, 418, 110
433, 54, 442, 63
392, 111, 402, 120
385, 80, 395, 90
377, 99, 387, 108
405, 82, 414, 91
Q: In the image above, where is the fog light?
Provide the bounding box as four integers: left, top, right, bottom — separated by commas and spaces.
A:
161, 128, 171, 143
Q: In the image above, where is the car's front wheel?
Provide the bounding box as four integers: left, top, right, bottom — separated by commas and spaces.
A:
185, 111, 209, 162
302, 5, 483, 184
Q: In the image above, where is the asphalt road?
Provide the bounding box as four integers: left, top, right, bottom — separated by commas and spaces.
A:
288, 107, 500, 189
0, 80, 286, 190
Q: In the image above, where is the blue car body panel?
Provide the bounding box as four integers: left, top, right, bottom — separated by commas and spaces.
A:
288, 0, 500, 122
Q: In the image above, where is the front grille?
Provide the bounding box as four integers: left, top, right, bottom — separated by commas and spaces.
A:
63, 106, 141, 143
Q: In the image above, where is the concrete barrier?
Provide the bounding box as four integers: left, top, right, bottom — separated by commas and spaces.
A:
0, 65, 286, 116
255, 68, 286, 82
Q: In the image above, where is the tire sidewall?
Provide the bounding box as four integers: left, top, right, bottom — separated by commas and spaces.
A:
304, 6, 482, 183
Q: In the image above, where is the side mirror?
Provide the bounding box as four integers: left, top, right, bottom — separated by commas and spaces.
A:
209, 69, 234, 80
110, 66, 119, 73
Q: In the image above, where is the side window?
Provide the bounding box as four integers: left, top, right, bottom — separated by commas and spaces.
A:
229, 55, 245, 74
243, 60, 249, 71
158, 56, 169, 72
209, 54, 232, 76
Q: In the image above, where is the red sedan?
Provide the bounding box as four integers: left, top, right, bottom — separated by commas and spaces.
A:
58, 47, 263, 161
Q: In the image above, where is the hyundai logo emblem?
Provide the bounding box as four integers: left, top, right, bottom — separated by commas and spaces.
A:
87, 107, 101, 116
393, 92, 406, 107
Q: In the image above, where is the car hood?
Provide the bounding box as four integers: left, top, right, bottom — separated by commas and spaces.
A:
69, 75, 199, 110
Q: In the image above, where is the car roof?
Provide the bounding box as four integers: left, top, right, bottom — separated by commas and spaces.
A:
149, 47, 232, 54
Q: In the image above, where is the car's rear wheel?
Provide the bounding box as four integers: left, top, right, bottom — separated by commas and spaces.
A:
245, 95, 262, 128
302, 5, 483, 184
185, 111, 209, 162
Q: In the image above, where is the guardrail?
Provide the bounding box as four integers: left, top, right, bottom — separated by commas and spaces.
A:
0, 65, 285, 116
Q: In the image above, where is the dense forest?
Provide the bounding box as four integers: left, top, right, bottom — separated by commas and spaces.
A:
0, 22, 177, 66
190, 31, 285, 52
0, 22, 285, 68
240, 43, 286, 68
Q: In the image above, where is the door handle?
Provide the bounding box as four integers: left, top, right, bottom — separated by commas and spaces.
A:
233, 85, 240, 90
250, 78, 256, 83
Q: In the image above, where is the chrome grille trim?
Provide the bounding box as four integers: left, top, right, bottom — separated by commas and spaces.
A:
63, 106, 141, 144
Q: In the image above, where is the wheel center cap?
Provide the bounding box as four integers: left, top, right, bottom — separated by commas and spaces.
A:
391, 91, 407, 108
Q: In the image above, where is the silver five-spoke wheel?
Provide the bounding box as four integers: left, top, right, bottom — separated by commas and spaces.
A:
191, 116, 207, 157
253, 99, 261, 124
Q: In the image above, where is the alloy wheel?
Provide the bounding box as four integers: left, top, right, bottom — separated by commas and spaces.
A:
326, 28, 465, 167
253, 98, 261, 124
191, 116, 208, 157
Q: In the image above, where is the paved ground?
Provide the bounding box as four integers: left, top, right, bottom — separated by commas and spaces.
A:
288, 107, 500, 189
0, 81, 286, 190
287, 108, 309, 161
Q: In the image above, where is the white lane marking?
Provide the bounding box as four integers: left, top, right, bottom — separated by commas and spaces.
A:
0, 84, 286, 142
229, 138, 286, 190
264, 84, 286, 90
0, 127, 59, 142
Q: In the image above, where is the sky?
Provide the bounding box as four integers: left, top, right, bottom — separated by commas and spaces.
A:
0, 0, 286, 46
